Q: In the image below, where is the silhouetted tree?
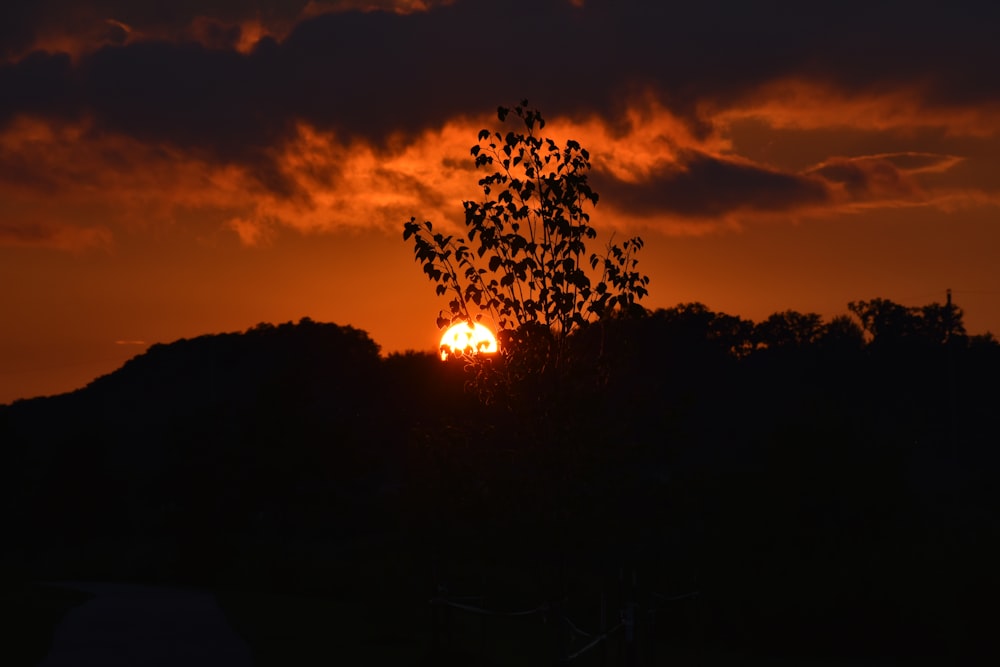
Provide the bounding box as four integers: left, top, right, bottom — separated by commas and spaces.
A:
819, 314, 866, 352
848, 296, 965, 350
654, 302, 754, 358
403, 101, 649, 398
919, 300, 966, 345
848, 297, 917, 344
754, 310, 825, 349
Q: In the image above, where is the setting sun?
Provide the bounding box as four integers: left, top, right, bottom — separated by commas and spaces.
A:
439, 322, 498, 361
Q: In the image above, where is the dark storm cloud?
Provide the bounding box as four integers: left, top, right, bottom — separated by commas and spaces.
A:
1, 0, 997, 194
0, 52, 74, 123
0, 0, 310, 57
80, 42, 283, 155
593, 152, 830, 219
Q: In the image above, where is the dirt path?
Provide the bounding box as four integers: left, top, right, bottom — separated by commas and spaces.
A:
37, 582, 252, 667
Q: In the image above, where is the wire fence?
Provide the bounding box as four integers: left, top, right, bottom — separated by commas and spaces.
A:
429, 582, 699, 664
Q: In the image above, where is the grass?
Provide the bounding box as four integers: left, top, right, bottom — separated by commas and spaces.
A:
213, 531, 579, 666
0, 563, 907, 667
218, 587, 433, 665
0, 580, 94, 666
212, 532, 691, 667
215, 533, 434, 665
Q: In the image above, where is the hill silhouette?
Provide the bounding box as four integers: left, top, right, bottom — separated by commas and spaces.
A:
2, 306, 997, 662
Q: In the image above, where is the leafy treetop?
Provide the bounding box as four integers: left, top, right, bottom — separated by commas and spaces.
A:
404, 101, 649, 358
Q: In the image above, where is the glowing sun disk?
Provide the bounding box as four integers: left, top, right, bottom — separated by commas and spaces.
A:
439, 322, 498, 361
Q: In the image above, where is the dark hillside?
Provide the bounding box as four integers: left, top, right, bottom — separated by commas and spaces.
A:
2, 318, 390, 583
2, 305, 997, 662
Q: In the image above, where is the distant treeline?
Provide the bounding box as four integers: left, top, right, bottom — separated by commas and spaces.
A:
1, 301, 996, 661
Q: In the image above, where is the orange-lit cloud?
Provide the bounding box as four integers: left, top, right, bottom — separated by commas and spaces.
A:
0, 116, 259, 247
0, 102, 810, 246
223, 116, 498, 243
2, 92, 996, 253
712, 80, 1000, 138
0, 113, 485, 248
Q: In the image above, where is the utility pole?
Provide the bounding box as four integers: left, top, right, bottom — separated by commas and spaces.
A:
945, 288, 953, 339
946, 288, 958, 448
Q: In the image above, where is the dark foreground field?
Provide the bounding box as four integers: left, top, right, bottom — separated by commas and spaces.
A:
4, 313, 997, 664
13, 564, 958, 667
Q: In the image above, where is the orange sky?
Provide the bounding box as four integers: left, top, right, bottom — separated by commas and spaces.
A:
2, 0, 999, 403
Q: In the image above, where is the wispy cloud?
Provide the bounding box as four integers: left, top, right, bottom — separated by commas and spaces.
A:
0, 220, 112, 251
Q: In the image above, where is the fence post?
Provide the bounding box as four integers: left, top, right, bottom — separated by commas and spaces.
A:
624, 568, 637, 667
600, 587, 608, 667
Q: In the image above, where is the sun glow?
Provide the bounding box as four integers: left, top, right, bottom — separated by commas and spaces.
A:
439, 322, 498, 361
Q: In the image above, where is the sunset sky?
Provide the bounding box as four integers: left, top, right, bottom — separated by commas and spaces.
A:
2, 0, 999, 403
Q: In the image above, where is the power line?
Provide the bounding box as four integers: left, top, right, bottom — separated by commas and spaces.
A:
429, 596, 546, 617
565, 622, 623, 662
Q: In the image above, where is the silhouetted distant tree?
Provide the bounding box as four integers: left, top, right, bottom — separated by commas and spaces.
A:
754, 310, 825, 349
918, 300, 966, 345
969, 330, 1000, 351
848, 296, 965, 349
654, 302, 754, 358
820, 314, 866, 351
848, 297, 917, 344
